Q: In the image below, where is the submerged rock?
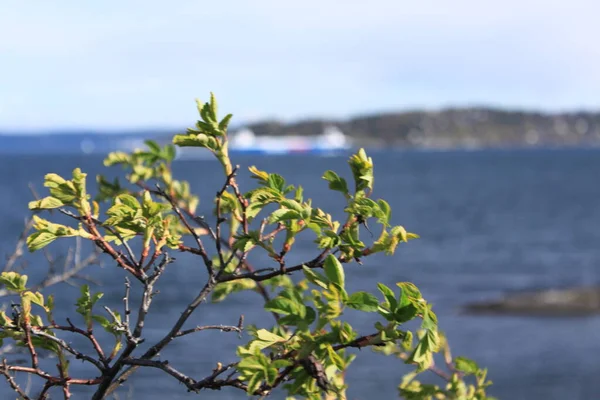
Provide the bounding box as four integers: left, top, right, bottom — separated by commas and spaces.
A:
463, 286, 600, 316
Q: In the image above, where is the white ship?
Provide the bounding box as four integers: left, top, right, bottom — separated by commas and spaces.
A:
228, 125, 351, 155
175, 126, 352, 159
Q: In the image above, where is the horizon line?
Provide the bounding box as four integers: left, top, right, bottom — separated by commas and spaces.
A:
3, 103, 600, 134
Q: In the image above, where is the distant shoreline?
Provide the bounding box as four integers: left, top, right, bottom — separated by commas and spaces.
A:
3, 107, 600, 151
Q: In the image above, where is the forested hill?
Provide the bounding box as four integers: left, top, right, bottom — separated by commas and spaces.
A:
3, 108, 600, 152
244, 108, 600, 148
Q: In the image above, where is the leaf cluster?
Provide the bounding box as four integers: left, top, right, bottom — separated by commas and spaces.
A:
0, 93, 493, 400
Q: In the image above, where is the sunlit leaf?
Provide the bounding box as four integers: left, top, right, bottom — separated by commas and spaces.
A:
345, 291, 379, 312
323, 255, 345, 290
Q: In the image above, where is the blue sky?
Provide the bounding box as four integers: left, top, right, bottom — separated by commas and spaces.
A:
1, 0, 599, 130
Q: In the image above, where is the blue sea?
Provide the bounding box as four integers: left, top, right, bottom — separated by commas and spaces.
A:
1, 148, 599, 399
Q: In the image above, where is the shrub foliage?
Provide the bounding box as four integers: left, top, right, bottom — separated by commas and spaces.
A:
0, 94, 493, 399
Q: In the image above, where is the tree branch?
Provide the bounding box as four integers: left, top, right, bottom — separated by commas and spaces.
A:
2, 217, 35, 273
28, 328, 105, 372
174, 316, 243, 338
58, 209, 140, 274
214, 166, 239, 274
97, 276, 217, 399
218, 251, 329, 283
0, 360, 32, 400
155, 185, 213, 276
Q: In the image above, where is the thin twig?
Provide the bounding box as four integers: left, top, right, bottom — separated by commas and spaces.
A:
100, 279, 217, 398
396, 352, 452, 381
23, 322, 39, 370
218, 251, 330, 283
175, 316, 243, 338
215, 167, 239, 274
156, 185, 213, 276
58, 209, 140, 275
261, 224, 285, 242
122, 359, 197, 390
38, 381, 53, 399
0, 360, 32, 400
28, 328, 105, 372
122, 358, 247, 393
3, 217, 36, 273
229, 168, 249, 235
123, 278, 132, 340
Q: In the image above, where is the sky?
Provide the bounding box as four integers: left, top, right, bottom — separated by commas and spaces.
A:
1, 0, 600, 131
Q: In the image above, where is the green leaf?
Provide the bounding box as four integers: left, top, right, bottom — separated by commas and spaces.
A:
76, 285, 104, 327
238, 356, 265, 372
26, 231, 57, 251
246, 372, 263, 394
377, 199, 391, 226
267, 173, 286, 193
92, 291, 103, 304
145, 140, 161, 154
116, 194, 141, 210
22, 291, 44, 309
248, 166, 270, 184
280, 199, 304, 213
232, 232, 261, 253
28, 314, 43, 327
397, 282, 422, 307
28, 196, 65, 210
30, 336, 61, 354
219, 113, 233, 132
209, 92, 218, 121
130, 164, 154, 183
92, 315, 111, 333
339, 224, 364, 248
163, 144, 176, 162
255, 329, 287, 344
103, 151, 131, 166
43, 173, 67, 187
211, 279, 257, 302
271, 359, 293, 369
392, 225, 408, 242
294, 185, 304, 202
264, 297, 298, 316
394, 304, 418, 323
43, 173, 77, 204
402, 330, 414, 350
46, 295, 54, 311
27, 215, 93, 251
265, 366, 278, 385
92, 315, 119, 336
345, 291, 379, 312
0, 272, 28, 292
173, 132, 220, 149
264, 287, 306, 318
71, 168, 90, 214
322, 170, 349, 195
326, 345, 345, 370
348, 148, 374, 194
0, 311, 13, 327
376, 283, 396, 308
247, 329, 289, 350
406, 329, 438, 371
302, 266, 329, 289
96, 175, 126, 202
421, 305, 438, 331
455, 356, 479, 375
393, 282, 422, 323
323, 255, 345, 290
268, 208, 302, 224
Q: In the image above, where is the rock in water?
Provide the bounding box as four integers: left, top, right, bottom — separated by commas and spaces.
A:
463, 286, 600, 316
